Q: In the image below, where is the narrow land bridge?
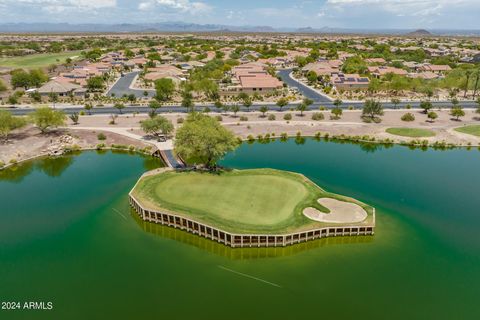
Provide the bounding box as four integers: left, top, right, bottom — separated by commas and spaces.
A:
70, 126, 184, 168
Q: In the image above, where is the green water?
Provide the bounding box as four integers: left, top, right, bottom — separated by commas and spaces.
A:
1, 141, 479, 319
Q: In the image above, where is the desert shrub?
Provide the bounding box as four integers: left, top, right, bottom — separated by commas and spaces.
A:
268, 114, 276, 121
401, 113, 415, 122
97, 133, 107, 140
283, 113, 292, 121
311, 112, 324, 121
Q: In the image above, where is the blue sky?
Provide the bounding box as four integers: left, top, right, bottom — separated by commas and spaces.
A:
0, 0, 479, 29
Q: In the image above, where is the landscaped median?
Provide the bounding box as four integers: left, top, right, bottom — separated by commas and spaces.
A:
129, 168, 375, 246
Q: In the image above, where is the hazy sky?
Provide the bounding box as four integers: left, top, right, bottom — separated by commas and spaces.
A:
0, 0, 479, 29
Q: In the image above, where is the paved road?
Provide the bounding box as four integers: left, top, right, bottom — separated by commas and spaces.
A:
107, 71, 155, 98
3, 69, 478, 115
163, 150, 185, 169
5, 100, 477, 116
277, 69, 332, 103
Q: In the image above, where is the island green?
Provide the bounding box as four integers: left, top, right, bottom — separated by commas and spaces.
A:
131, 168, 373, 234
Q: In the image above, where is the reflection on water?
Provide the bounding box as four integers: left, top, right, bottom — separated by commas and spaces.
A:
0, 160, 35, 183
0, 150, 164, 183
131, 208, 374, 260
36, 154, 76, 177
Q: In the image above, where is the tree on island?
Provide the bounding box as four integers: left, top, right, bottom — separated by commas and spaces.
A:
0, 110, 27, 141
174, 112, 238, 169
140, 115, 174, 137
362, 100, 384, 122
29, 107, 66, 133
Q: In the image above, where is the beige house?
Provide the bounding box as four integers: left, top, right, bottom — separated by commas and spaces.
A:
224, 62, 283, 94
331, 73, 370, 91
38, 80, 86, 97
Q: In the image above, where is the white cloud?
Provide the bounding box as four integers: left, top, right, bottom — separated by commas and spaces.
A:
1, 0, 116, 9
325, 0, 476, 16
138, 0, 211, 15
0, 0, 116, 15
319, 0, 480, 27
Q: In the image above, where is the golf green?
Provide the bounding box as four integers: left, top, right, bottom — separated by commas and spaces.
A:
131, 168, 373, 234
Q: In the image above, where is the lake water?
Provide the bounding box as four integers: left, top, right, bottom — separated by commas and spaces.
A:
1, 141, 479, 319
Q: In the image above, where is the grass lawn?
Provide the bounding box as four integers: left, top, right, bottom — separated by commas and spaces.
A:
131, 169, 374, 234
454, 125, 480, 137
0, 51, 82, 69
386, 127, 436, 138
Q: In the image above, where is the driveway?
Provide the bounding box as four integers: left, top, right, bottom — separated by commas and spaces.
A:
278, 69, 332, 103
107, 71, 155, 99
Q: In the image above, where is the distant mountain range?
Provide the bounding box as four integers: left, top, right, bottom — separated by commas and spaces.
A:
0, 22, 479, 36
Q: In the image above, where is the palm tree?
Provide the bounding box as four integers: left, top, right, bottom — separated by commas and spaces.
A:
464, 70, 472, 98
472, 69, 480, 99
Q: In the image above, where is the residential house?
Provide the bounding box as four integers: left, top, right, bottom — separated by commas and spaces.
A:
331, 73, 370, 91
38, 79, 86, 97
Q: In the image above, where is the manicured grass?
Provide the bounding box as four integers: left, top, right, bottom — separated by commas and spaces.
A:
131, 169, 374, 234
454, 125, 480, 137
0, 51, 82, 69
386, 127, 436, 138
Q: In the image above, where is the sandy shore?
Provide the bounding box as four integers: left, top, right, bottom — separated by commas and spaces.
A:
0, 125, 152, 166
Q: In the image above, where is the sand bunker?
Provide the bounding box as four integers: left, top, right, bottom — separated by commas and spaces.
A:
303, 198, 367, 223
